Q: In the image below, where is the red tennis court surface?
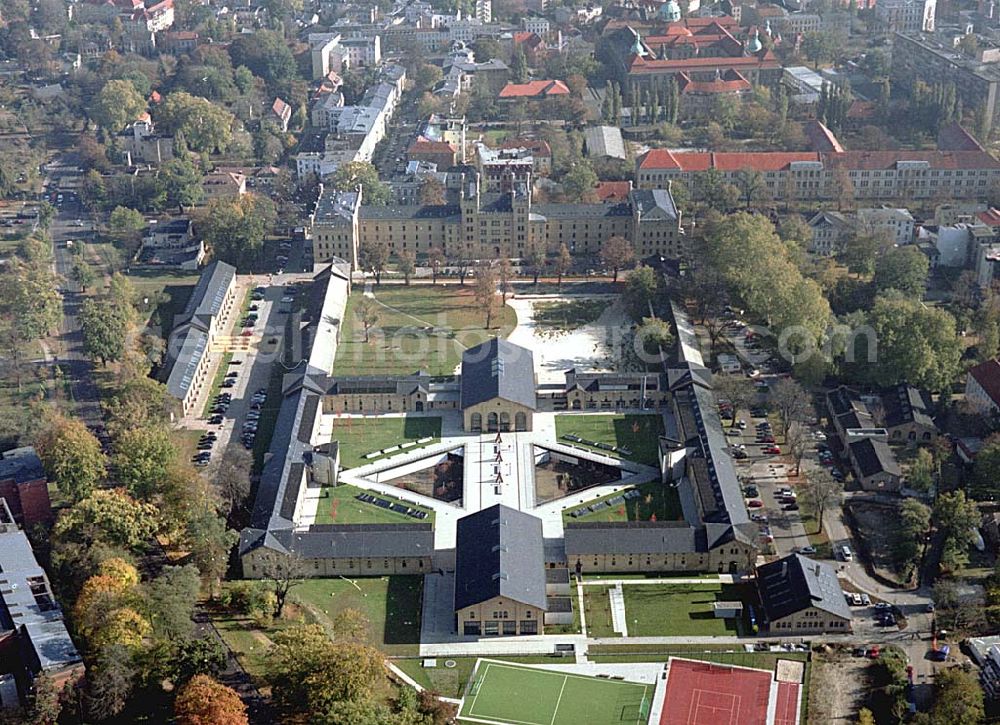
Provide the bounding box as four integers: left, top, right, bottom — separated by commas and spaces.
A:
659, 659, 772, 725
774, 682, 800, 725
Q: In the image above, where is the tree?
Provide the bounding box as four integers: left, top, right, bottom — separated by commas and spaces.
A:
185, 502, 236, 592
498, 256, 514, 303
259, 554, 306, 618
228, 31, 296, 84
215, 446, 252, 520
561, 162, 598, 202
108, 205, 145, 247
636, 317, 673, 359
928, 667, 984, 725
737, 168, 765, 208
474, 263, 501, 329
111, 425, 177, 500
332, 608, 370, 642
266, 624, 384, 716
35, 415, 105, 502
359, 240, 390, 284
527, 245, 546, 285
0, 259, 61, 391
53, 488, 160, 552
144, 564, 200, 639
713, 373, 756, 427
427, 246, 445, 284
857, 708, 876, 725
157, 92, 234, 153
623, 265, 658, 322
511, 47, 529, 83
934, 490, 980, 573
198, 194, 276, 268
92, 79, 146, 133
86, 644, 137, 721
800, 468, 842, 534
908, 447, 935, 494
874, 246, 930, 296
600, 236, 635, 282
329, 162, 391, 206
174, 675, 248, 725
397, 250, 416, 286
472, 37, 502, 63
769, 378, 812, 439
71, 258, 96, 292
105, 376, 176, 435
552, 243, 572, 290
417, 176, 446, 206
159, 157, 204, 212
893, 499, 931, 578
81, 298, 130, 366
785, 423, 810, 476
842, 234, 881, 277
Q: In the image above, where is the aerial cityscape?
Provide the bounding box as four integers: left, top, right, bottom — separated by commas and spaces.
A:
4, 0, 1000, 722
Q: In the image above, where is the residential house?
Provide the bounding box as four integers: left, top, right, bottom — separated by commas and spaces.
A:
848, 438, 903, 491
756, 554, 852, 633
857, 207, 915, 245
880, 383, 937, 443
407, 139, 457, 169
201, 171, 247, 200
676, 69, 753, 119
807, 210, 852, 256
966, 358, 1000, 416
271, 98, 292, 133
498, 80, 571, 102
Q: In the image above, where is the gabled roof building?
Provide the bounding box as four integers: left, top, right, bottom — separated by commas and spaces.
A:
756, 554, 852, 633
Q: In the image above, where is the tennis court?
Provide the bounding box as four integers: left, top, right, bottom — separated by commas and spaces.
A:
659, 658, 772, 725
459, 660, 653, 725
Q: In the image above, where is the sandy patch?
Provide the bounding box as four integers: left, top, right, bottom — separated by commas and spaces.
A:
506, 295, 627, 383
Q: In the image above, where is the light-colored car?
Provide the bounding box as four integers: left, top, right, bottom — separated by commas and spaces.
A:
798, 546, 816, 555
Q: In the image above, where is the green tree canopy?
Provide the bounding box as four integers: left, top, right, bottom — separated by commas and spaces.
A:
112, 425, 177, 500
54, 489, 160, 552
93, 79, 146, 133
874, 246, 930, 296
228, 31, 296, 85
328, 161, 391, 206
623, 265, 659, 321
158, 157, 204, 211
35, 414, 106, 502
197, 194, 276, 268
156, 92, 235, 153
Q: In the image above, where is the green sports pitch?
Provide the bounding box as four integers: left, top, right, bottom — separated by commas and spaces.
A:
459, 660, 653, 725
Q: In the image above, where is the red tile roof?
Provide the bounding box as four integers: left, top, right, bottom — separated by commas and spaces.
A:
638, 148, 1000, 172
628, 51, 779, 74
969, 358, 1000, 408
595, 180, 633, 201
978, 208, 1000, 226
499, 138, 552, 157
676, 69, 751, 95
803, 120, 844, 153
498, 80, 571, 98
408, 139, 456, 154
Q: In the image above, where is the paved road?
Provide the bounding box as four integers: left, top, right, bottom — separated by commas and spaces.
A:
45, 161, 103, 428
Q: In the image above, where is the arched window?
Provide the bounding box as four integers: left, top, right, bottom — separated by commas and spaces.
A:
471, 412, 482, 431
487, 412, 499, 432
499, 411, 511, 431
515, 412, 527, 431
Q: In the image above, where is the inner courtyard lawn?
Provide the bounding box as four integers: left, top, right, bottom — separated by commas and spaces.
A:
289, 576, 424, 656
563, 479, 683, 524
313, 483, 435, 525
333, 284, 517, 377
622, 583, 750, 637
554, 414, 665, 466
329, 415, 442, 468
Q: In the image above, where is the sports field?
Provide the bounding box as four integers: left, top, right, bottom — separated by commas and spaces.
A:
459, 660, 652, 725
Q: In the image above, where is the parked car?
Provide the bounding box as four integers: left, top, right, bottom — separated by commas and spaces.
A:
783, 502, 799, 511
763, 445, 781, 455
747, 499, 764, 508
758, 435, 776, 443
798, 546, 816, 555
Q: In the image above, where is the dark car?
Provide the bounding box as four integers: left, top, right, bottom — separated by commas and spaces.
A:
783, 502, 799, 511
229, 359, 243, 365
209, 415, 224, 424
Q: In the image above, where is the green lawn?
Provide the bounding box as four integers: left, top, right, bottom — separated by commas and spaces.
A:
582, 585, 617, 638
623, 583, 750, 637
314, 483, 436, 525
395, 656, 564, 699
289, 576, 423, 656
201, 351, 233, 418
251, 358, 286, 473
459, 660, 653, 725
562, 480, 682, 524
329, 416, 442, 468
554, 414, 665, 466
333, 284, 517, 377
532, 299, 607, 332
126, 268, 200, 334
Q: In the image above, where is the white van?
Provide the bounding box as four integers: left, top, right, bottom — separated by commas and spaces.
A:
840, 545, 853, 561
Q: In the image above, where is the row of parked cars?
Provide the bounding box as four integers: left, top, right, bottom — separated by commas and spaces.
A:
241, 388, 268, 449
192, 431, 217, 467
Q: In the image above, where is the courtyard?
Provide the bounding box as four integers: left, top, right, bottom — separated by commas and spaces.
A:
554, 414, 665, 466
328, 415, 442, 468
313, 483, 436, 525
333, 285, 517, 377
562, 479, 683, 524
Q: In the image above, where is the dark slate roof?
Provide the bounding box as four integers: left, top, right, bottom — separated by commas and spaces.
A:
275, 525, 434, 559
0, 447, 45, 484
881, 383, 935, 430
248, 384, 308, 530
531, 202, 632, 219
359, 204, 461, 220
460, 338, 536, 410
629, 188, 678, 220
176, 260, 236, 331
827, 386, 862, 418
565, 370, 666, 393
165, 327, 209, 400
564, 522, 703, 555
849, 438, 901, 478
454, 505, 547, 611
757, 553, 852, 621
328, 373, 431, 396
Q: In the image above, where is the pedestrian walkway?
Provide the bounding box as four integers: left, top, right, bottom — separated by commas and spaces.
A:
610, 583, 627, 636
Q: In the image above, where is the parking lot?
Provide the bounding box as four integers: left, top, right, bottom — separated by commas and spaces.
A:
185, 277, 305, 471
